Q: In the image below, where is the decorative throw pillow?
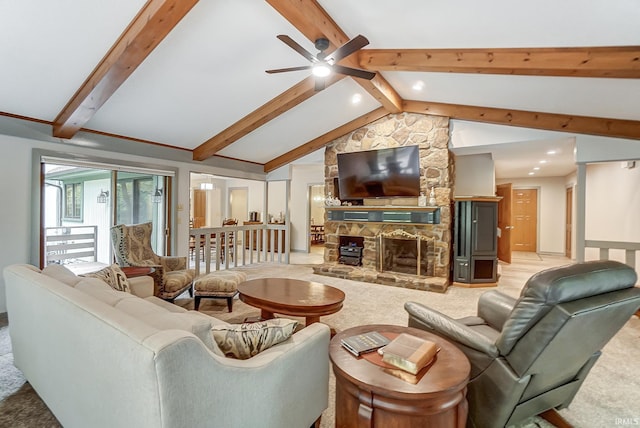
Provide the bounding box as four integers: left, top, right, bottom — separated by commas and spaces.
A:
83, 264, 131, 293
211, 318, 298, 360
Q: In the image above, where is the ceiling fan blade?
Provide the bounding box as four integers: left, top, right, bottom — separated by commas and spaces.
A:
332, 64, 376, 80
326, 34, 370, 63
265, 65, 311, 74
276, 35, 317, 63
314, 77, 326, 91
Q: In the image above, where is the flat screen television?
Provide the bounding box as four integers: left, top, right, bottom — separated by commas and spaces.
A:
337, 146, 421, 199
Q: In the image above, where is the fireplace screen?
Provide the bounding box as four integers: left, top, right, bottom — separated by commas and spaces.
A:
378, 230, 434, 277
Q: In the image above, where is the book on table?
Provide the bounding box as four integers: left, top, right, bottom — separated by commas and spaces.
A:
381, 333, 439, 375
341, 331, 390, 357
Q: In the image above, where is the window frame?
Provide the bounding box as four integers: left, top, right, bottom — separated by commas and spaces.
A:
63, 182, 83, 221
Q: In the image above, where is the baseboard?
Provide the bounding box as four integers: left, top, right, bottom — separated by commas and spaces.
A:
538, 251, 568, 257
452, 281, 498, 288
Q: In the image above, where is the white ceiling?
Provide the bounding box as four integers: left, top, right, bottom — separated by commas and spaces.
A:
1, 0, 639, 178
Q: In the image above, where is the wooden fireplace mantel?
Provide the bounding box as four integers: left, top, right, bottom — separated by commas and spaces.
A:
325, 206, 439, 211
326, 206, 440, 225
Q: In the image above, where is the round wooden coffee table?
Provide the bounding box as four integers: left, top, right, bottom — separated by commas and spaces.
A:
237, 278, 345, 326
330, 324, 470, 427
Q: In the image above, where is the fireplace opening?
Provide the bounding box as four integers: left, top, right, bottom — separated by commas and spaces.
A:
338, 236, 364, 266
378, 231, 434, 277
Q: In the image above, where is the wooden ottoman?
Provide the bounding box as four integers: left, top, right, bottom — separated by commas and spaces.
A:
193, 271, 247, 312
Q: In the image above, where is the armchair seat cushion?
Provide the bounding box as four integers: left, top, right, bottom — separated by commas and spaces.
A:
164, 269, 196, 294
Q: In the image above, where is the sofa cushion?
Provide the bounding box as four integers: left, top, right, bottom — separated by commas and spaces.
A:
115, 299, 222, 356
144, 296, 188, 313
42, 264, 82, 286
83, 264, 131, 293
211, 319, 298, 359
75, 277, 133, 307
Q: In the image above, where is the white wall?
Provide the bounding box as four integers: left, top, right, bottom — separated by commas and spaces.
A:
267, 181, 287, 222
0, 136, 35, 312
454, 153, 495, 197
584, 162, 640, 268
224, 178, 264, 223
495, 176, 567, 254
290, 164, 324, 251
309, 185, 325, 226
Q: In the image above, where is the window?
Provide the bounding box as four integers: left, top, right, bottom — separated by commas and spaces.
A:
116, 176, 154, 225
64, 182, 82, 220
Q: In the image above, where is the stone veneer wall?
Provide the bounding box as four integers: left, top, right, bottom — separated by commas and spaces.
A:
320, 112, 454, 291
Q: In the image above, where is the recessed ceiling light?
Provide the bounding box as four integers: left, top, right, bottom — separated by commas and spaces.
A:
546, 150, 557, 155
533, 167, 540, 171
412, 81, 424, 91
539, 160, 547, 164
351, 93, 362, 104
528, 172, 535, 175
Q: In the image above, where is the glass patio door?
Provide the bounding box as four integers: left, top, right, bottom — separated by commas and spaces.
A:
41, 157, 172, 270
115, 172, 167, 255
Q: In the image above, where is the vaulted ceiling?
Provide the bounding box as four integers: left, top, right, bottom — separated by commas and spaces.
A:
1, 0, 639, 178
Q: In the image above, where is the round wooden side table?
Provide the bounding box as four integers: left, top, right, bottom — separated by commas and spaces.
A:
329, 324, 470, 428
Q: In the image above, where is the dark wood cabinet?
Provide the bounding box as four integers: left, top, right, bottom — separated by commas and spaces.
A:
453, 197, 500, 286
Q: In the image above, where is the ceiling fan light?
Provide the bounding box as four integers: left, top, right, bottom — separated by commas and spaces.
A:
312, 63, 331, 77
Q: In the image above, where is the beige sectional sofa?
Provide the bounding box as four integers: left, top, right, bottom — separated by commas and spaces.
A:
3, 264, 330, 428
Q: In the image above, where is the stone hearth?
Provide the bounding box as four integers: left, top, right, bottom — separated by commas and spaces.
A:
313, 112, 454, 293
312, 263, 449, 293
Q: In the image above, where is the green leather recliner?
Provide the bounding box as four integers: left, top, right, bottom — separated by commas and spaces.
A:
405, 260, 640, 428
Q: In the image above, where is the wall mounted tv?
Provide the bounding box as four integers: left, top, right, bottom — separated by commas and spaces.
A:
337, 145, 421, 199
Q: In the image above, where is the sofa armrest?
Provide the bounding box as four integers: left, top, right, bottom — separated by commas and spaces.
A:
477, 290, 517, 331
146, 322, 331, 427
405, 301, 498, 357
128, 276, 154, 298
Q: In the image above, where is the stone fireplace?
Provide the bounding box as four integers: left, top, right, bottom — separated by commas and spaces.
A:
312, 112, 454, 293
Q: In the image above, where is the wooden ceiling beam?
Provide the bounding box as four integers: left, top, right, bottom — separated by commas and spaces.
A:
193, 75, 344, 161
264, 107, 389, 172
359, 46, 640, 78
266, 0, 349, 51
403, 100, 640, 140
52, 0, 198, 139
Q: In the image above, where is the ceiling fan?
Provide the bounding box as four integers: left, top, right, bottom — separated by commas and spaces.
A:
266, 34, 376, 91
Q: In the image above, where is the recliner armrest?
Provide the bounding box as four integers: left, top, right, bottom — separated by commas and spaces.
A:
477, 290, 517, 331
405, 301, 499, 357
